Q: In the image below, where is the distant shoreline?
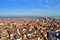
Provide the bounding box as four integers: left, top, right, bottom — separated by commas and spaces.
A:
0, 16, 60, 19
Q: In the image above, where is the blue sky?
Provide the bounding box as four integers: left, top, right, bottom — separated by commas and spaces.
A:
0, 0, 60, 16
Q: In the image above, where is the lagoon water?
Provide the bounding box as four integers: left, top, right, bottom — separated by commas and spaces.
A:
0, 16, 60, 19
